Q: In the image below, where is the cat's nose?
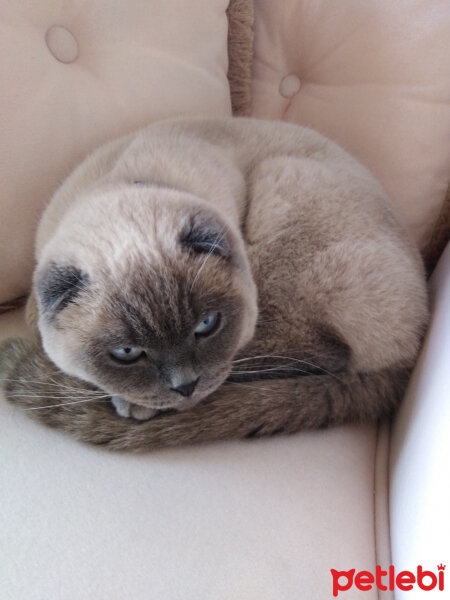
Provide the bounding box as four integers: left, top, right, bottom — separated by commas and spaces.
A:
170, 377, 199, 397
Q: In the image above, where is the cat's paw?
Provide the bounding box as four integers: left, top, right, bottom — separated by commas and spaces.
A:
111, 396, 157, 421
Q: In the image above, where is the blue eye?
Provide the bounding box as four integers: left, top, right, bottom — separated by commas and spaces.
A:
110, 347, 145, 363
194, 312, 221, 337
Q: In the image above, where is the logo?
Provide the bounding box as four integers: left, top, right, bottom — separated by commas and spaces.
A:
330, 564, 445, 597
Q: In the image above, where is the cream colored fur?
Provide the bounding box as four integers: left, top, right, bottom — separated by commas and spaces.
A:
0, 117, 428, 450
31, 117, 425, 372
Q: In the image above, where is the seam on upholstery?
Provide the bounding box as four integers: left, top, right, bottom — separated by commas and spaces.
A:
374, 419, 394, 600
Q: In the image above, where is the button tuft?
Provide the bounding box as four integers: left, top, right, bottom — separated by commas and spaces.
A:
45, 25, 79, 64
279, 74, 301, 98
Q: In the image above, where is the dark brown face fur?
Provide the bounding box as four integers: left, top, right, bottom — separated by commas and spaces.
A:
83, 257, 248, 408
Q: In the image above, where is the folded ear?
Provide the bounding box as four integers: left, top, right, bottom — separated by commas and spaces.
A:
181, 214, 231, 258
37, 263, 89, 315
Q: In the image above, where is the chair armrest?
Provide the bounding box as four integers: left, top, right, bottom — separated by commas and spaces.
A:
390, 242, 450, 576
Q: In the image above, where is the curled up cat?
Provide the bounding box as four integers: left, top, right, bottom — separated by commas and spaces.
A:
0, 117, 428, 451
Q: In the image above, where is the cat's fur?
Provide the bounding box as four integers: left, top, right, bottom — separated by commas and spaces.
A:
0, 117, 428, 450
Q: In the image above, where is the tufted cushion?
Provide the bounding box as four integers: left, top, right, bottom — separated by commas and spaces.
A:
251, 0, 450, 249
0, 0, 233, 304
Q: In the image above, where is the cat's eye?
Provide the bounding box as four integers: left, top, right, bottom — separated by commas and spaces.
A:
110, 347, 145, 364
194, 312, 221, 337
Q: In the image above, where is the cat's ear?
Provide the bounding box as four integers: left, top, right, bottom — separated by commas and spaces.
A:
37, 263, 89, 314
181, 216, 231, 258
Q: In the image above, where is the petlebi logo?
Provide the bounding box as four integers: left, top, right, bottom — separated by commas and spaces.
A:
330, 564, 446, 596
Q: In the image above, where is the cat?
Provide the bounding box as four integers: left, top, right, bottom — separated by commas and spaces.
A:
0, 117, 428, 451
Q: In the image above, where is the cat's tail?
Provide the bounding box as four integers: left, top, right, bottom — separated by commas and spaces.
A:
0, 338, 411, 452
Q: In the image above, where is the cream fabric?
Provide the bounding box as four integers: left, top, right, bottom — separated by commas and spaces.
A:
251, 0, 450, 248
0, 309, 381, 599
0, 0, 232, 303
390, 242, 450, 590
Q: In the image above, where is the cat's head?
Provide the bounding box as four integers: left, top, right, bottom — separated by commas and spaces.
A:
34, 186, 257, 411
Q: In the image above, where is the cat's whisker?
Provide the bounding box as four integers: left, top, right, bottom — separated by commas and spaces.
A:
231, 361, 299, 366
48, 380, 105, 395
232, 354, 306, 363
231, 362, 306, 369
233, 354, 317, 366
23, 398, 112, 411
1, 378, 64, 386
1, 378, 105, 395
9, 394, 111, 400
230, 366, 310, 375
231, 354, 344, 382
230, 363, 310, 372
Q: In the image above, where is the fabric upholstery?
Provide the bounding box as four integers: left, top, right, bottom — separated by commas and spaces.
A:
390, 242, 450, 586
0, 310, 382, 599
0, 0, 232, 304
251, 0, 450, 249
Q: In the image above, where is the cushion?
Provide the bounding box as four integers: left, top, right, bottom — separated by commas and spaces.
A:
0, 0, 234, 304
0, 309, 388, 599
251, 0, 450, 249
390, 242, 450, 575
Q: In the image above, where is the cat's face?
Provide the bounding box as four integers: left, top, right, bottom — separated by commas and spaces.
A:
34, 188, 257, 411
